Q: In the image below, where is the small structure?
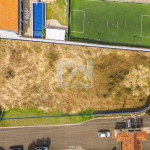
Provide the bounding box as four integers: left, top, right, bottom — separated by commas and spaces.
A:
0, 0, 23, 35
116, 131, 147, 150
46, 28, 65, 41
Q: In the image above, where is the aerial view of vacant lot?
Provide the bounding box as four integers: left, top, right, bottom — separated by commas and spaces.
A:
0, 40, 150, 114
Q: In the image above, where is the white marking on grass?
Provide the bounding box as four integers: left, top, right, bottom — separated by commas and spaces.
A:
71, 10, 85, 33
88, 0, 150, 7
125, 15, 127, 26
141, 35, 150, 38
140, 15, 150, 38
141, 16, 143, 36
107, 21, 108, 27
117, 21, 118, 28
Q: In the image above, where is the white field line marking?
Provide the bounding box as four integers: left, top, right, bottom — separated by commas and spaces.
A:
88, 0, 150, 6
107, 21, 108, 27
117, 21, 118, 28
141, 35, 150, 38
83, 10, 85, 33
71, 10, 85, 33
141, 15, 143, 36
140, 15, 150, 38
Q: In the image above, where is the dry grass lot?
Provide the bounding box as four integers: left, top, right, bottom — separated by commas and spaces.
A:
0, 40, 150, 114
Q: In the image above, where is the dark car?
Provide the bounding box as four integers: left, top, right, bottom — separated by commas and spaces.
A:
9, 146, 23, 150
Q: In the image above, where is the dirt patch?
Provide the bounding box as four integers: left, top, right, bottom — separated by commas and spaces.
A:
0, 40, 150, 113
46, 19, 62, 27
46, 1, 68, 26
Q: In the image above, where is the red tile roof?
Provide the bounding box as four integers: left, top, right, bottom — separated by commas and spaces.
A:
116, 131, 147, 150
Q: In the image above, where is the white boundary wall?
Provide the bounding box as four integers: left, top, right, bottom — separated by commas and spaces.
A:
46, 28, 65, 41
1, 36, 150, 52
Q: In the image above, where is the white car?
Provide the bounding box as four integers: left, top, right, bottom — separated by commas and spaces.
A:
98, 130, 111, 138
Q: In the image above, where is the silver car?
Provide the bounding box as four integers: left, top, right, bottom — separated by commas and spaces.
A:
98, 130, 111, 138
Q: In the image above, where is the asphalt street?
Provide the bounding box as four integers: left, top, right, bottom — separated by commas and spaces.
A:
0, 115, 149, 150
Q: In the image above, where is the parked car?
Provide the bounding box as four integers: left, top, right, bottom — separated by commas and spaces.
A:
9, 146, 23, 150
98, 130, 111, 138
35, 146, 49, 150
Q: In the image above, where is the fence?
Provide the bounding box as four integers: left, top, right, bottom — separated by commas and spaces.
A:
67, 0, 71, 40
0, 104, 150, 121
94, 104, 150, 115
1, 35, 150, 52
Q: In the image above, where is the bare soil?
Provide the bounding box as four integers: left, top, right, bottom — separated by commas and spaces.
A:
47, 19, 62, 27
0, 40, 150, 113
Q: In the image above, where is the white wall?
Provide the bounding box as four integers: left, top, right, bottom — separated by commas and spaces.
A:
46, 28, 65, 41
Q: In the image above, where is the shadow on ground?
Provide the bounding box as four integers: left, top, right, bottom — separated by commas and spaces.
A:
28, 138, 51, 150
0, 146, 6, 150
112, 146, 116, 150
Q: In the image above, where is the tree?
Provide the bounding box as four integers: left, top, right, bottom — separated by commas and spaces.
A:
42, 26, 46, 38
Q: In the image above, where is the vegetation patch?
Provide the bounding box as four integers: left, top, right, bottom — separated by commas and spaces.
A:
46, 0, 68, 26
0, 40, 150, 115
70, 0, 150, 47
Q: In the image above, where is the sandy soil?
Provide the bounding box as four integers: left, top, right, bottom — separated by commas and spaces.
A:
46, 19, 62, 27
0, 40, 150, 113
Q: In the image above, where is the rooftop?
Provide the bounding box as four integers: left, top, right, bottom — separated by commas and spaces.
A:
0, 0, 18, 33
116, 131, 147, 150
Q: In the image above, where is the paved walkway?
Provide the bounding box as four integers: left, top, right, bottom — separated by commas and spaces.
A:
23, 0, 38, 37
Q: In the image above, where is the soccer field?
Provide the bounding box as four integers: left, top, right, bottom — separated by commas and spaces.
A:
70, 0, 150, 47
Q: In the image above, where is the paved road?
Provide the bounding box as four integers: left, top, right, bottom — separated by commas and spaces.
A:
0, 115, 149, 150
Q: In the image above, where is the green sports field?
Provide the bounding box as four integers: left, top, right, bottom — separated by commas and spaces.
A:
70, 0, 150, 47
